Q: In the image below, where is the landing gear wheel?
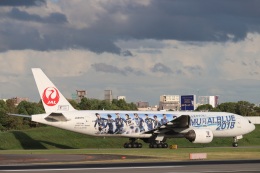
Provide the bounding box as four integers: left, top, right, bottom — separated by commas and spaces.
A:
162, 143, 168, 148
232, 142, 238, 147
127, 143, 132, 148
149, 142, 168, 148
124, 138, 142, 148
232, 136, 239, 147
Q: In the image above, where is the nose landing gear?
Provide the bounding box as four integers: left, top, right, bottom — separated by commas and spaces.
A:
232, 136, 242, 147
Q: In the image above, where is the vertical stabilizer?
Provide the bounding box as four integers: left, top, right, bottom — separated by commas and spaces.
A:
32, 68, 75, 113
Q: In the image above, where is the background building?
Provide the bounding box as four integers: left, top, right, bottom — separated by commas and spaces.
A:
0, 99, 7, 102
198, 96, 209, 105
136, 101, 149, 108
159, 95, 180, 111
136, 101, 159, 111
137, 105, 158, 111
75, 90, 87, 103
11, 97, 29, 106
198, 95, 219, 108
104, 90, 113, 102
117, 96, 126, 101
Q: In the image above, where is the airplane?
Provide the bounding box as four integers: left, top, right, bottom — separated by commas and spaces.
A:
9, 68, 256, 148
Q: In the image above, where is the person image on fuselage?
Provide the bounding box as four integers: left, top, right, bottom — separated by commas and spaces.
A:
161, 114, 168, 125
105, 114, 114, 134
133, 113, 145, 132
94, 113, 106, 134
153, 115, 161, 128
144, 114, 154, 131
114, 113, 126, 134
125, 114, 135, 134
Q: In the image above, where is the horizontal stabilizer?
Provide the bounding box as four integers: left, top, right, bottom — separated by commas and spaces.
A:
44, 113, 69, 122
7, 113, 31, 119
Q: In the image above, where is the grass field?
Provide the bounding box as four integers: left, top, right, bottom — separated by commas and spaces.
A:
0, 125, 259, 161
0, 125, 259, 149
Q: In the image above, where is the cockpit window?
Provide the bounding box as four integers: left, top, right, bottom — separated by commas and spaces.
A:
249, 120, 252, 123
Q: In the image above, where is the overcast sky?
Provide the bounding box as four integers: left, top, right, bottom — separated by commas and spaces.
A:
0, 0, 260, 105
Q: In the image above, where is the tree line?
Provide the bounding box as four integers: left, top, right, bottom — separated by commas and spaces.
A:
0, 98, 137, 131
196, 101, 260, 116
0, 98, 259, 131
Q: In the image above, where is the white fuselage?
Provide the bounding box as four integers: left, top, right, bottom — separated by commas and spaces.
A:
32, 110, 255, 139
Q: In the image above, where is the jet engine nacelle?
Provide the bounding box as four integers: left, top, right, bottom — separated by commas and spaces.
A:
185, 129, 213, 143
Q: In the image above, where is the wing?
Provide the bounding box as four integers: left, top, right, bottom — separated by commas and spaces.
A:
143, 115, 190, 134
168, 115, 190, 128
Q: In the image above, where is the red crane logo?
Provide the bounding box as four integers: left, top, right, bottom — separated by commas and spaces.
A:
42, 87, 60, 106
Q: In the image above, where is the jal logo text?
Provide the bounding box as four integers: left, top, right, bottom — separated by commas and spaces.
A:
42, 87, 60, 106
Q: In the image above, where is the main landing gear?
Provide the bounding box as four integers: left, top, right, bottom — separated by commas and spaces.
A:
123, 137, 168, 148
149, 142, 168, 148
123, 138, 142, 148
149, 135, 168, 148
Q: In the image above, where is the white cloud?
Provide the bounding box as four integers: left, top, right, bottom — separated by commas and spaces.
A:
1, 32, 260, 104
220, 33, 260, 80
0, 51, 28, 74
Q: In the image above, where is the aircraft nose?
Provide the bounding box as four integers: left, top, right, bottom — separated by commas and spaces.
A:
247, 122, 255, 133
251, 123, 255, 132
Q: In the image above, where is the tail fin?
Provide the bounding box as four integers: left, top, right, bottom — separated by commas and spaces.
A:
32, 68, 75, 113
